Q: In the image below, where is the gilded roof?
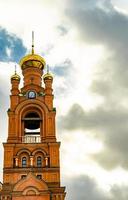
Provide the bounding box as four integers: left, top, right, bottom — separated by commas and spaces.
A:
11, 73, 20, 81
43, 72, 53, 80
19, 54, 46, 70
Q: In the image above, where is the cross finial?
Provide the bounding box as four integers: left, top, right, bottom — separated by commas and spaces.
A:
32, 31, 34, 54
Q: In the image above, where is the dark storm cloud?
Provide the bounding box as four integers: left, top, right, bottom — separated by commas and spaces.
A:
66, 175, 128, 200
59, 104, 128, 131
59, 103, 128, 169
110, 185, 128, 200
63, 0, 128, 96
65, 175, 109, 200
0, 27, 26, 62
65, 0, 128, 46
68, 4, 128, 45
60, 0, 128, 169
65, 0, 128, 88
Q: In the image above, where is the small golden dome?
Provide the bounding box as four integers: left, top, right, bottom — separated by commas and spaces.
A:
19, 54, 46, 70
43, 72, 53, 80
11, 73, 20, 81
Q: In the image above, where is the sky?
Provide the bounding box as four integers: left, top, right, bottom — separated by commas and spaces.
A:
1, 0, 128, 199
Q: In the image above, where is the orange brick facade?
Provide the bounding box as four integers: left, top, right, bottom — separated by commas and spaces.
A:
0, 51, 66, 200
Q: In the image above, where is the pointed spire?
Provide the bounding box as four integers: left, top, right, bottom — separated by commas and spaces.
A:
20, 31, 46, 70
15, 64, 17, 75
32, 31, 34, 54
44, 64, 53, 80
47, 64, 49, 74
11, 64, 20, 81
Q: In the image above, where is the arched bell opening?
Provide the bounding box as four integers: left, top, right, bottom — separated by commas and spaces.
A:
22, 111, 42, 143
24, 112, 40, 134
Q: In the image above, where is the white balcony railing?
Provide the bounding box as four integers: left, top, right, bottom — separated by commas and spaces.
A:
22, 135, 41, 143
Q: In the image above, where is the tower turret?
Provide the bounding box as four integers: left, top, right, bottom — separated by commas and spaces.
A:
10, 66, 20, 111
44, 65, 53, 110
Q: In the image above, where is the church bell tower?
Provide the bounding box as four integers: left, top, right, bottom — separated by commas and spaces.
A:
0, 35, 66, 200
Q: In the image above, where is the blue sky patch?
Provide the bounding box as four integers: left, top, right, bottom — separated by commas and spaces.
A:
0, 27, 27, 63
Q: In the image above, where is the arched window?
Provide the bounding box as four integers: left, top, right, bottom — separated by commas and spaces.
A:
37, 156, 42, 167
22, 157, 27, 167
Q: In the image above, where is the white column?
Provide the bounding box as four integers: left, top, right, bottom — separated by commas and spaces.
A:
30, 156, 34, 166
45, 157, 48, 167
15, 158, 18, 167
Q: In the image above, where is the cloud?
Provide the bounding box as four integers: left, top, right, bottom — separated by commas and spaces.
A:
65, 175, 109, 200
53, 59, 74, 97
57, 25, 69, 36
57, 0, 128, 170
53, 58, 72, 77
65, 175, 128, 200
64, 0, 128, 88
0, 27, 26, 62
59, 104, 128, 132
59, 103, 128, 169
62, 0, 128, 101
110, 184, 128, 200
0, 85, 9, 178
65, 0, 128, 45
0, 69, 11, 138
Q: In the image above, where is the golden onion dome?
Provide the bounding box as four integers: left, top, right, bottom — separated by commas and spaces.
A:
11, 73, 20, 81
43, 72, 53, 80
19, 53, 46, 70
